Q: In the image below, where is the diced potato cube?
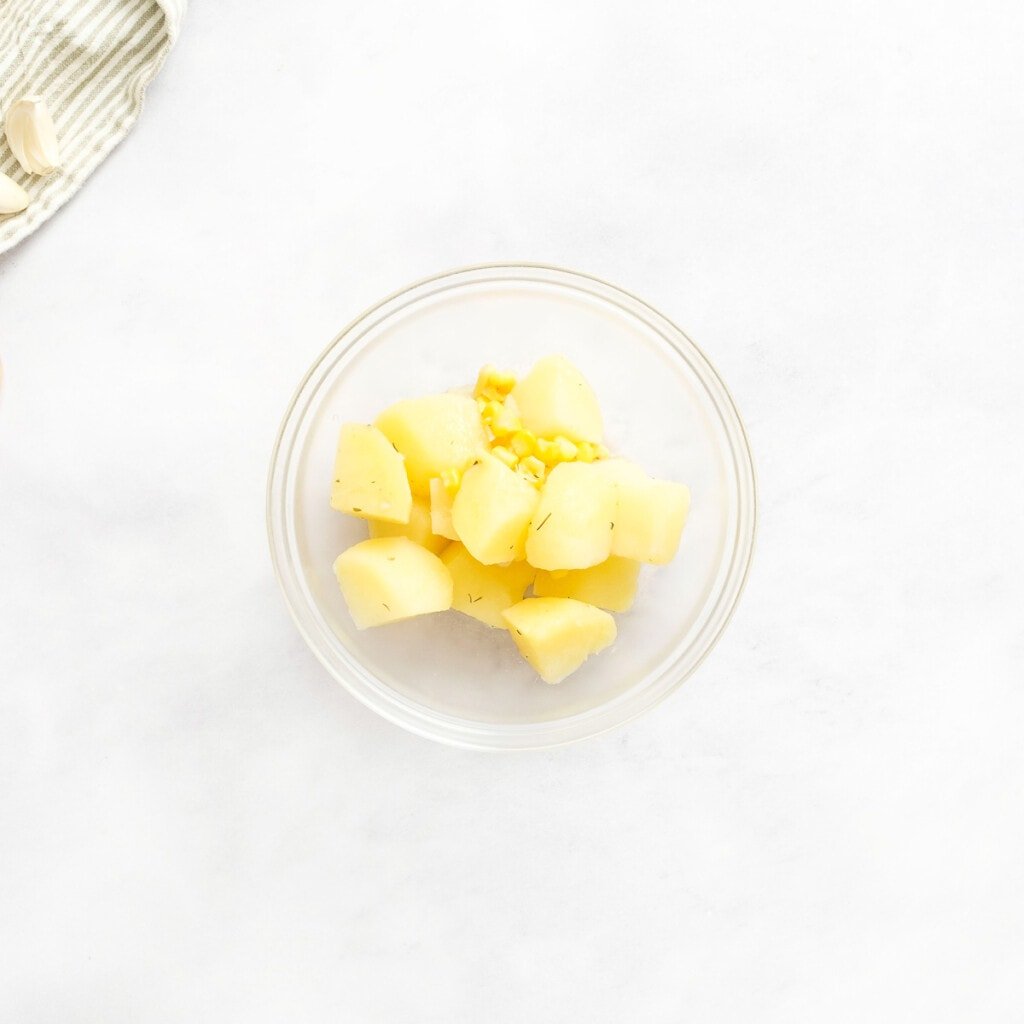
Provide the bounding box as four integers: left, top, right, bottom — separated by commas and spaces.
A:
612, 478, 691, 564
375, 393, 487, 495
526, 461, 616, 570
333, 537, 452, 629
429, 477, 459, 540
442, 543, 536, 628
533, 556, 640, 612
329, 423, 412, 523
511, 355, 603, 443
369, 495, 447, 554
590, 458, 688, 563
452, 454, 540, 564
502, 597, 616, 684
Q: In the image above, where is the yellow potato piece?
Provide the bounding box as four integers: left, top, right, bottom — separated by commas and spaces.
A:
503, 597, 616, 684
510, 355, 603, 443
375, 393, 487, 495
330, 423, 412, 524
429, 477, 459, 540
525, 461, 616, 570
369, 495, 448, 554
333, 536, 453, 629
612, 478, 691, 565
533, 556, 640, 612
452, 454, 540, 564
442, 543, 536, 628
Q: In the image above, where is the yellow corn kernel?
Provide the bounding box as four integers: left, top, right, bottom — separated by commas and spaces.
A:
440, 467, 462, 494
492, 370, 517, 394
535, 436, 577, 466
519, 455, 546, 480
480, 400, 503, 425
474, 365, 517, 399
575, 441, 596, 463
490, 445, 519, 469
473, 365, 497, 397
593, 443, 610, 460
550, 436, 578, 462
476, 395, 489, 412
510, 429, 536, 457
481, 401, 520, 440
491, 408, 521, 439
534, 438, 556, 465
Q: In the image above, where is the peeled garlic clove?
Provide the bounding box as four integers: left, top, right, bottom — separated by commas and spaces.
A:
0, 171, 29, 214
6, 96, 60, 175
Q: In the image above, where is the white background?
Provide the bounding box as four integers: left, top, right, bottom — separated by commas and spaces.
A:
2, 0, 1022, 1020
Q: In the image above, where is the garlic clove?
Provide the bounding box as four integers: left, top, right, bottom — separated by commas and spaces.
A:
0, 170, 30, 214
5, 96, 60, 176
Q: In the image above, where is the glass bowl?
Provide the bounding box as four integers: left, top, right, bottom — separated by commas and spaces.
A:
267, 264, 756, 749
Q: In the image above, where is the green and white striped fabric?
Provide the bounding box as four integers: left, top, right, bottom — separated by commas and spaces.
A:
0, 0, 184, 254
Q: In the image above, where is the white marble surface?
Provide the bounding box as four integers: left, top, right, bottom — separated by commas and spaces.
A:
2, 1, 1022, 1019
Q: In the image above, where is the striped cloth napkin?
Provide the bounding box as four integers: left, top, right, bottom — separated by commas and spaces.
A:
0, 0, 184, 254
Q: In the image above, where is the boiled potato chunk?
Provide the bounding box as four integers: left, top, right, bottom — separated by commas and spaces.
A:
511, 355, 603, 443
533, 556, 640, 612
611, 478, 690, 564
375, 393, 487, 495
333, 537, 453, 629
503, 597, 616, 684
330, 423, 412, 523
526, 461, 616, 570
452, 455, 539, 564
429, 478, 460, 541
369, 495, 447, 554
442, 543, 536, 628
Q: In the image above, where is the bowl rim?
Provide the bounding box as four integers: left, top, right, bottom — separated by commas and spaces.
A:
267, 262, 757, 750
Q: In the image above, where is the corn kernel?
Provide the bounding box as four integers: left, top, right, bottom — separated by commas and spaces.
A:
492, 370, 517, 394
534, 438, 556, 465
473, 365, 497, 397
593, 443, 609, 460
476, 395, 488, 412
480, 400, 502, 424
491, 408, 521, 439
481, 400, 520, 440
440, 467, 462, 494
510, 430, 536, 457
575, 441, 596, 463
474, 365, 517, 399
551, 436, 578, 462
490, 445, 519, 469
535, 437, 576, 466
520, 455, 546, 479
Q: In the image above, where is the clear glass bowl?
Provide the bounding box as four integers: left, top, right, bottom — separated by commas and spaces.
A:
267, 264, 756, 749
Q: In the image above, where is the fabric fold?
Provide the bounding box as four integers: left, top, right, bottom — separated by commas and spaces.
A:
0, 0, 185, 254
